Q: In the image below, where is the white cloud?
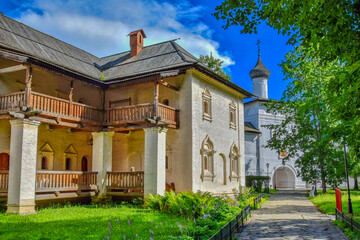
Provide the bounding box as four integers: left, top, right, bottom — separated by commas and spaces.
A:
15, 0, 235, 67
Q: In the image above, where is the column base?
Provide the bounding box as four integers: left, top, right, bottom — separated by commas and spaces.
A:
6, 204, 36, 215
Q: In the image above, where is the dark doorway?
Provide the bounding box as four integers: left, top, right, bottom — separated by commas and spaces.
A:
0, 153, 9, 170
81, 156, 88, 172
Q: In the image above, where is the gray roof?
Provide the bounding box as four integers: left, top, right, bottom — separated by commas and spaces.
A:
244, 122, 261, 133
249, 57, 271, 79
0, 13, 251, 97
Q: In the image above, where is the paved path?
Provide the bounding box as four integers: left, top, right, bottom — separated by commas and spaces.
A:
237, 190, 347, 240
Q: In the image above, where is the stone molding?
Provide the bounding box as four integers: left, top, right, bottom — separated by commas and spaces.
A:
91, 131, 115, 137
9, 118, 40, 127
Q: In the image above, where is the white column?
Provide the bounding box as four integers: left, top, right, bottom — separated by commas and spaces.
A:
91, 131, 114, 196
144, 127, 167, 196
7, 119, 40, 215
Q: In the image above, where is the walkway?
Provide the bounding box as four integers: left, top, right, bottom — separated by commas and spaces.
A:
237, 190, 347, 240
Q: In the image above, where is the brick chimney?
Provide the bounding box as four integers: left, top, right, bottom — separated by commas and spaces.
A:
127, 29, 147, 57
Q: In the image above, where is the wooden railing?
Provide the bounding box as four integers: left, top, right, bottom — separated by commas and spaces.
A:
32, 92, 102, 122
0, 170, 9, 193
107, 171, 144, 191
158, 104, 179, 125
105, 104, 154, 124
0, 92, 25, 111
106, 104, 179, 126
36, 171, 98, 192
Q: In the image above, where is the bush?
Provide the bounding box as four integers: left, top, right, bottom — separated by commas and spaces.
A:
246, 175, 270, 193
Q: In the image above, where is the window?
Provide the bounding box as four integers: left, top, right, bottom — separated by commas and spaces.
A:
41, 156, 48, 170
166, 156, 169, 170
202, 88, 212, 122
65, 158, 71, 170
229, 143, 240, 182
200, 135, 215, 182
229, 101, 236, 130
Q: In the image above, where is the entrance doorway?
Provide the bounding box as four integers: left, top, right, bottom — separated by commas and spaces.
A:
0, 153, 9, 170
273, 166, 295, 189
81, 156, 88, 171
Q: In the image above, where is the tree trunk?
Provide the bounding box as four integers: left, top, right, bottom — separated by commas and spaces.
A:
320, 164, 327, 193
354, 177, 358, 190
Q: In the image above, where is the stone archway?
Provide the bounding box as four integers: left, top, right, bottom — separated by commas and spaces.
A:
273, 166, 295, 189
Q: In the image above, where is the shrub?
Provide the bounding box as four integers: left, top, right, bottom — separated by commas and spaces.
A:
246, 175, 270, 193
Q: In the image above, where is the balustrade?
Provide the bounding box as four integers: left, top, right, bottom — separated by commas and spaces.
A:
0, 92, 25, 111
107, 171, 144, 191
36, 171, 97, 192
0, 171, 8, 192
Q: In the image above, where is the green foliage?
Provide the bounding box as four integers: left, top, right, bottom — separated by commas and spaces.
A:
263, 47, 346, 193
144, 191, 242, 239
199, 52, 231, 81
214, 1, 360, 182
246, 175, 270, 193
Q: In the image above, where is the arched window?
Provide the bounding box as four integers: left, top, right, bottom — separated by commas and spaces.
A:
66, 158, 71, 170
200, 135, 215, 182
229, 143, 240, 182
162, 99, 169, 106
81, 156, 88, 171
41, 156, 48, 170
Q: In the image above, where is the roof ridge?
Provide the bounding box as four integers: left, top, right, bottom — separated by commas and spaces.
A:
100, 39, 181, 59
0, 14, 101, 61
170, 41, 188, 62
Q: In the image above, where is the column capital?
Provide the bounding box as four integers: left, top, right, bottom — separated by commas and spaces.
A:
91, 131, 115, 137
144, 127, 168, 133
9, 118, 40, 127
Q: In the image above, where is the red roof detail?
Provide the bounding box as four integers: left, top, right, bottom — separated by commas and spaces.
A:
127, 29, 147, 38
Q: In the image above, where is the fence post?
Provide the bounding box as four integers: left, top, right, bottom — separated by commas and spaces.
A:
335, 208, 337, 220
236, 215, 239, 232
220, 228, 222, 239
351, 217, 353, 231
229, 220, 232, 237
254, 198, 256, 209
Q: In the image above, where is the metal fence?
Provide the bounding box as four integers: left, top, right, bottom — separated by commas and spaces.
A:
208, 204, 251, 240
253, 193, 265, 209
208, 193, 266, 240
335, 208, 360, 232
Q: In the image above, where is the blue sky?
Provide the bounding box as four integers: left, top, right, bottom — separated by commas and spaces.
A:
0, 0, 294, 100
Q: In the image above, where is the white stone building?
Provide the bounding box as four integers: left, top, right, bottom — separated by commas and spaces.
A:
244, 54, 307, 189
0, 14, 251, 214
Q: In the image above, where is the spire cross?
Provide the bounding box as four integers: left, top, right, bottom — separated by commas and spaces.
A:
257, 39, 261, 57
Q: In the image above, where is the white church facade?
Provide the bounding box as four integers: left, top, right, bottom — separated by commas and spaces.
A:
244, 54, 307, 189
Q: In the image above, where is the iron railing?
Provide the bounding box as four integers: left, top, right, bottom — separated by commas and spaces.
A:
208, 204, 251, 240
253, 193, 265, 209
335, 208, 360, 232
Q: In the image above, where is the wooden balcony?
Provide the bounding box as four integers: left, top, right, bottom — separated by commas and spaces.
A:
0, 91, 180, 129
106, 171, 144, 197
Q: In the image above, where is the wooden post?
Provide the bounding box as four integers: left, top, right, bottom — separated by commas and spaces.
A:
69, 81, 74, 116
25, 66, 32, 107
153, 81, 159, 119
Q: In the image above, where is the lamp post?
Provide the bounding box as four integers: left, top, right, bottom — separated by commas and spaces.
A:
266, 163, 270, 193
344, 144, 353, 215
274, 167, 276, 190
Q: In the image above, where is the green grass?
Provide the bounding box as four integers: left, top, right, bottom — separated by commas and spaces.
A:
310, 189, 360, 240
0, 204, 192, 240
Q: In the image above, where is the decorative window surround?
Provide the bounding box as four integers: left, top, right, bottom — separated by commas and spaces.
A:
200, 135, 216, 182
38, 142, 54, 170
229, 100, 237, 130
229, 143, 240, 182
202, 88, 212, 122
64, 144, 77, 171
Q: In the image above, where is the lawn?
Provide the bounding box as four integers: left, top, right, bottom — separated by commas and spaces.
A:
0, 204, 192, 240
310, 189, 360, 240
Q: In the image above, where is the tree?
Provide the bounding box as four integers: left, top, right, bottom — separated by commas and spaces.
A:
264, 47, 345, 193
199, 53, 231, 81
214, 0, 360, 148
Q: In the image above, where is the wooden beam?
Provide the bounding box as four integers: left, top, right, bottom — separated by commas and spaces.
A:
25, 66, 32, 107
154, 81, 159, 119
158, 80, 179, 91
0, 50, 28, 63
29, 116, 79, 128
106, 124, 155, 132
0, 64, 27, 74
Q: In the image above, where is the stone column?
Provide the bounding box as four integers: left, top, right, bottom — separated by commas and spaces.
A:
144, 127, 167, 196
7, 119, 40, 215
91, 131, 114, 196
